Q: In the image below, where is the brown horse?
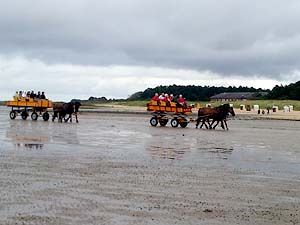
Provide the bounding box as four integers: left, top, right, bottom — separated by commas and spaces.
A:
65, 101, 81, 123
196, 106, 219, 129
52, 103, 64, 122
196, 104, 235, 130
52, 101, 81, 123
210, 104, 235, 130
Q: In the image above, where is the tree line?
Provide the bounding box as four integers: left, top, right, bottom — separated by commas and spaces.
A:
128, 85, 266, 101
128, 81, 300, 101
268, 81, 300, 100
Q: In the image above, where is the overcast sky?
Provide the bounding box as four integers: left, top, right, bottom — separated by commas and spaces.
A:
1, 0, 300, 101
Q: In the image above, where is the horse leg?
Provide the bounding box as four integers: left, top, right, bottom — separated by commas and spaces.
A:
212, 120, 219, 129
52, 112, 56, 122
58, 112, 63, 123
199, 120, 203, 129
201, 119, 210, 129
210, 119, 217, 129
207, 119, 213, 129
64, 114, 71, 122
199, 119, 205, 129
195, 117, 200, 129
64, 115, 68, 122
75, 113, 78, 123
224, 119, 228, 130
220, 120, 225, 130
203, 120, 209, 129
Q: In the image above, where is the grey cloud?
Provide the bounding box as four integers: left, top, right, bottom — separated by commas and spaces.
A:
1, 0, 300, 79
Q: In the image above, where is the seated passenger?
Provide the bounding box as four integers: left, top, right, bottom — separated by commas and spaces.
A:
159, 93, 165, 101
177, 94, 187, 107
165, 94, 171, 106
30, 91, 36, 99
164, 94, 169, 101
21, 91, 27, 98
18, 91, 22, 100
36, 91, 41, 99
41, 91, 46, 99
152, 93, 159, 101
169, 94, 174, 102
14, 91, 19, 101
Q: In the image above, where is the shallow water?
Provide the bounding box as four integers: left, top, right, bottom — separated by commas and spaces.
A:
1, 106, 299, 176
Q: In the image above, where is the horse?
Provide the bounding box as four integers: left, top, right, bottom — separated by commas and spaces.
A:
196, 107, 218, 129
52, 101, 81, 123
52, 103, 64, 122
209, 104, 235, 130
64, 101, 81, 123
196, 104, 235, 130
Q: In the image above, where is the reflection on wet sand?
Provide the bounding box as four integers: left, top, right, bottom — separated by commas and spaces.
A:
194, 136, 235, 160
197, 146, 234, 154
51, 128, 79, 145
146, 145, 189, 160
6, 121, 49, 150
15, 143, 44, 149
6, 120, 80, 149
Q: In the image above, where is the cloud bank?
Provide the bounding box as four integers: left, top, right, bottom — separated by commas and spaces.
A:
1, 0, 300, 100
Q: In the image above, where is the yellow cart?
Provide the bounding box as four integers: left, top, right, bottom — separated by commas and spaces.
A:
7, 97, 53, 121
147, 100, 193, 128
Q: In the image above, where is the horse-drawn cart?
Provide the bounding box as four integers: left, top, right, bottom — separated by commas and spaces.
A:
147, 100, 235, 130
7, 97, 53, 121
147, 100, 194, 128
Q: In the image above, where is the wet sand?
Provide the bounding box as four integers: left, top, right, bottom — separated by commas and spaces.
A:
0, 106, 299, 225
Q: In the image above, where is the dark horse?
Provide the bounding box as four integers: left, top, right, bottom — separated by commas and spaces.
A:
52, 101, 81, 123
196, 104, 235, 130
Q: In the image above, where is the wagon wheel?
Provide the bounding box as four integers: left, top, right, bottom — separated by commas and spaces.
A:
178, 117, 188, 128
179, 121, 188, 128
159, 118, 168, 126
21, 111, 28, 120
31, 112, 38, 121
9, 111, 17, 120
170, 118, 179, 127
150, 117, 158, 127
42, 112, 50, 121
